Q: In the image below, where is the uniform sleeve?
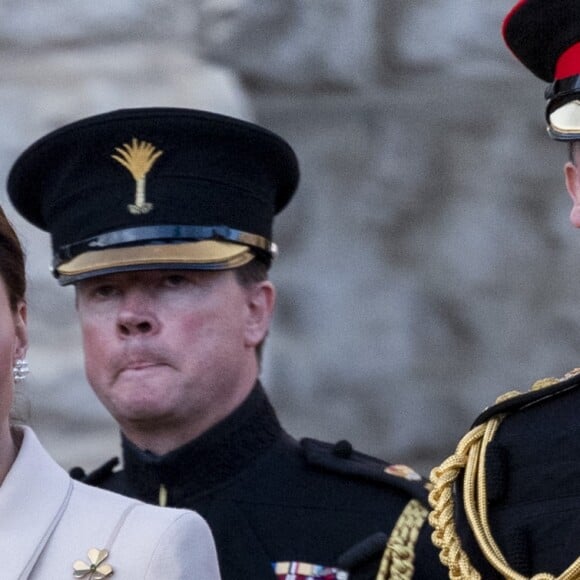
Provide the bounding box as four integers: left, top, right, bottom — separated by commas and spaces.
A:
145, 511, 221, 580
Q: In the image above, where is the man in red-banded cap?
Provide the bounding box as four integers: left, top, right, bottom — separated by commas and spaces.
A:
504, 0, 580, 227
7, 108, 447, 580
427, 2, 580, 579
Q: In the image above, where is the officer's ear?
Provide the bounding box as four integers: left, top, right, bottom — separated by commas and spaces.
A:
243, 280, 275, 348
565, 160, 580, 228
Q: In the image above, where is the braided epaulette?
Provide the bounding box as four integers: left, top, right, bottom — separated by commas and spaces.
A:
428, 368, 580, 580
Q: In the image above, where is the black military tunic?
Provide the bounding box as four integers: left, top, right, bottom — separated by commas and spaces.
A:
82, 383, 446, 579
429, 371, 580, 578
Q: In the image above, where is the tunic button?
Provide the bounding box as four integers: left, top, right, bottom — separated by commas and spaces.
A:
333, 440, 353, 458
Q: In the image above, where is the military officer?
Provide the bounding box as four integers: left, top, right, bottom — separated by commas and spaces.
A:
428, 1, 580, 578
7, 108, 447, 580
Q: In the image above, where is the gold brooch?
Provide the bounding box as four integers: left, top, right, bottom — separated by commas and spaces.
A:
112, 138, 163, 215
73, 548, 113, 579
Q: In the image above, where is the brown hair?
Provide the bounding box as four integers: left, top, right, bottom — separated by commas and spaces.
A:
0, 206, 26, 311
0, 205, 29, 424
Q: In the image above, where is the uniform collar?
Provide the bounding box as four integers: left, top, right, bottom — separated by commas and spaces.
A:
121, 382, 282, 503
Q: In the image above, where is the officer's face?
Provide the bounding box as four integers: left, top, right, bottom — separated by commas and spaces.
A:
75, 268, 274, 453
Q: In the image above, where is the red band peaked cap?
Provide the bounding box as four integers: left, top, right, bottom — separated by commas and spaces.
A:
503, 0, 580, 82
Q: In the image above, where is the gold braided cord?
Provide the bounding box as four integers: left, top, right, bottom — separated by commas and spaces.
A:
429, 424, 486, 579
428, 380, 580, 580
376, 499, 428, 580
467, 418, 509, 571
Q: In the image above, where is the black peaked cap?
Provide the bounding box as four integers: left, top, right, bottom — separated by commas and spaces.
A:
7, 107, 299, 280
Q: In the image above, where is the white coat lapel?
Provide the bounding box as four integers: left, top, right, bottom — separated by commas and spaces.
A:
0, 426, 72, 579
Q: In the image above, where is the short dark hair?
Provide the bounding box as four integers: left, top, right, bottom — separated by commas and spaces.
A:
0, 206, 26, 311
569, 141, 580, 163
233, 256, 269, 288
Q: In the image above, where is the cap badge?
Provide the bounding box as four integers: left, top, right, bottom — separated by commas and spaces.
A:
111, 138, 163, 215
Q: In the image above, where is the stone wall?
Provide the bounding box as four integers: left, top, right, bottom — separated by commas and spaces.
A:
1, 1, 575, 476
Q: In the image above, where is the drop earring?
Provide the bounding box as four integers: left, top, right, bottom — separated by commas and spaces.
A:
13, 359, 29, 382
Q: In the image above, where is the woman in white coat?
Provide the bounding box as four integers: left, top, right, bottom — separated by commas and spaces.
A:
0, 205, 221, 579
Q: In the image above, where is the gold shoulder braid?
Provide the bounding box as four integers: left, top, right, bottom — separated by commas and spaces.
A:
376, 499, 428, 580
428, 370, 580, 580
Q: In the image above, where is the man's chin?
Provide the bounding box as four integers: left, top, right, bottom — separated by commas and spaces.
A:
109, 393, 177, 426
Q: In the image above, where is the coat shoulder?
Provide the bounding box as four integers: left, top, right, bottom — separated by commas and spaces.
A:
60, 481, 220, 579
300, 437, 431, 503
471, 366, 580, 426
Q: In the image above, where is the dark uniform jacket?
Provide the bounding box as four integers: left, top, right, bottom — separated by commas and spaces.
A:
80, 383, 447, 580
429, 371, 580, 578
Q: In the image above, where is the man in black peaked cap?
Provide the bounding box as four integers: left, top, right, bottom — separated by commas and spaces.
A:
7, 107, 447, 580
428, 1, 580, 578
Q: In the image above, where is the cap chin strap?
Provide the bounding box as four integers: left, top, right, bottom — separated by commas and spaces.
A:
54, 224, 277, 267
545, 76, 580, 140
547, 99, 580, 140
429, 375, 580, 580
54, 242, 257, 285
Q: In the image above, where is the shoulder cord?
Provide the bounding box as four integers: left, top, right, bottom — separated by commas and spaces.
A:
428, 383, 580, 580
375, 498, 428, 580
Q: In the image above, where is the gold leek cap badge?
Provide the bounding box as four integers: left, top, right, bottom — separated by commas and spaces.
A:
111, 138, 163, 215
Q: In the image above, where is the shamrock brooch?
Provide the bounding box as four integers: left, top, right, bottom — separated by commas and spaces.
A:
73, 548, 113, 579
